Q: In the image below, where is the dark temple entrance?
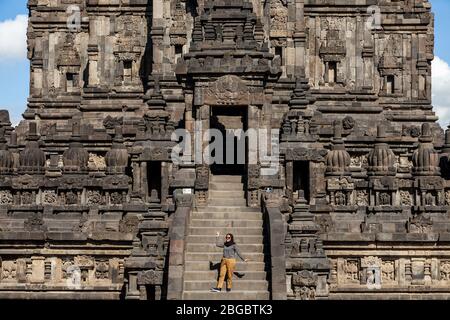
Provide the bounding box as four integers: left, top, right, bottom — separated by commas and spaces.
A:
210, 106, 247, 176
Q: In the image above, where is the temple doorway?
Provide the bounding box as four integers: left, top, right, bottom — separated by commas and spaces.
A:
209, 106, 247, 176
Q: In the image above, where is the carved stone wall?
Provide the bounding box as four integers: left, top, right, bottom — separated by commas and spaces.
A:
0, 0, 444, 300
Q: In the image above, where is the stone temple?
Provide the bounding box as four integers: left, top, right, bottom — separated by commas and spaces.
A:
0, 0, 446, 300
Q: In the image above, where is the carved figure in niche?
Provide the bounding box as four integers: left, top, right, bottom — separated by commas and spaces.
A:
440, 261, 450, 280
400, 190, 412, 206
66, 191, 78, 205
381, 261, 395, 282
1, 261, 17, 280
344, 260, 359, 282
379, 192, 391, 206
446, 191, 450, 206
21, 192, 34, 205
356, 190, 368, 206
425, 192, 435, 206
335, 191, 346, 205
95, 261, 109, 280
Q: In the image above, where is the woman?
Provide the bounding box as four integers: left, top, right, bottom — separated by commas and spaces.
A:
210, 232, 248, 292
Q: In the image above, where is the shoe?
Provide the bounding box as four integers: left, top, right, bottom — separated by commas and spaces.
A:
210, 287, 221, 292
235, 272, 245, 278
226, 288, 231, 292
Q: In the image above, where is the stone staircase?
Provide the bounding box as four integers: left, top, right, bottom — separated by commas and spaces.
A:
182, 175, 270, 300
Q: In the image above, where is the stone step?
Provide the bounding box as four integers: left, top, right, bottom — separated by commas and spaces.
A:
195, 206, 261, 213
183, 271, 267, 281
185, 261, 266, 272
185, 252, 265, 262
184, 280, 268, 291
209, 190, 246, 198
182, 291, 270, 300
207, 198, 247, 206
192, 212, 262, 221
187, 243, 265, 252
210, 183, 244, 191
189, 227, 263, 236
190, 219, 263, 228
210, 175, 243, 183
187, 235, 263, 244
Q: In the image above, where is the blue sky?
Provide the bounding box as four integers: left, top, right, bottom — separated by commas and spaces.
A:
0, 0, 450, 126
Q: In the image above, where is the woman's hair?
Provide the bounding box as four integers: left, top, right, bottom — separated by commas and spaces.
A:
224, 233, 235, 246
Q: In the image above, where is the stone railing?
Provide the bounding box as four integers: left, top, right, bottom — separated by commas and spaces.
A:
167, 191, 193, 300
262, 193, 287, 300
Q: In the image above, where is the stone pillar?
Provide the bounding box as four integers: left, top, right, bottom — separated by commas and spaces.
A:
293, 0, 306, 76
152, 0, 165, 74
167, 192, 193, 300
310, 161, 326, 205
161, 162, 169, 203
286, 160, 294, 204
87, 44, 99, 87
141, 162, 148, 202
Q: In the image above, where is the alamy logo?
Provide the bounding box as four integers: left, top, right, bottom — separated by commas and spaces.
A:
171, 121, 280, 175
366, 5, 382, 31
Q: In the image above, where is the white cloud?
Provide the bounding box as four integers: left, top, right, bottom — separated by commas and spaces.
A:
0, 15, 28, 61
433, 56, 450, 128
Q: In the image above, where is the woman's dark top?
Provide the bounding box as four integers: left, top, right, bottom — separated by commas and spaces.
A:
216, 237, 245, 261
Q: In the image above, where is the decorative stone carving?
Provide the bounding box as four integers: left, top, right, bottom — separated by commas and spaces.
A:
103, 116, 123, 130
315, 215, 332, 234
400, 190, 412, 206
408, 215, 433, 234
379, 192, 391, 206
137, 269, 163, 286
440, 261, 450, 281
119, 215, 139, 233
356, 190, 368, 206
42, 190, 57, 205
446, 190, 450, 206
350, 156, 361, 168
1, 261, 17, 281
95, 261, 109, 280
110, 192, 124, 205
361, 256, 382, 268
138, 270, 163, 285
0, 190, 13, 205
87, 190, 104, 205
335, 191, 346, 205
65, 191, 78, 205
342, 116, 355, 130
88, 154, 106, 171
195, 165, 209, 190
425, 192, 435, 206
0, 0, 442, 301
381, 261, 395, 283
292, 270, 318, 300
205, 75, 248, 105
24, 213, 45, 231
21, 192, 34, 205
270, 0, 288, 37
344, 260, 359, 283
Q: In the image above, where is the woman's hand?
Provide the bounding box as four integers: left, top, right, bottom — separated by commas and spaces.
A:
244, 259, 249, 263
216, 232, 220, 237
